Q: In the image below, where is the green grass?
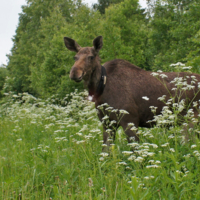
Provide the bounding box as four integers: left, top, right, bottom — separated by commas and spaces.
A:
0, 90, 200, 200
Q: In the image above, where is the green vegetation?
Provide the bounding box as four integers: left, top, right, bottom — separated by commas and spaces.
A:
1, 64, 200, 199
1, 0, 200, 199
0, 66, 8, 98
2, 0, 200, 98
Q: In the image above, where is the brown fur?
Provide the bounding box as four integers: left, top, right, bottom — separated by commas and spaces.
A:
64, 36, 200, 148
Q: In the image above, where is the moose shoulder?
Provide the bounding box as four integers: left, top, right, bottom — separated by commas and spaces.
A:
64, 36, 200, 148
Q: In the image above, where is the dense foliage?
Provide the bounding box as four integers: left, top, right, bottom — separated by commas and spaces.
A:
2, 0, 200, 98
0, 66, 8, 98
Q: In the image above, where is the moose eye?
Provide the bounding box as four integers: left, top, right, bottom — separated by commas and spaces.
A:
88, 56, 94, 61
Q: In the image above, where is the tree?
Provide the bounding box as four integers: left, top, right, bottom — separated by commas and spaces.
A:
7, 0, 75, 96
147, 0, 200, 71
99, 0, 149, 69
0, 66, 8, 98
93, 0, 124, 14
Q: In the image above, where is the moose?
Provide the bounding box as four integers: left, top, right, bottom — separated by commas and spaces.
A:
64, 36, 200, 148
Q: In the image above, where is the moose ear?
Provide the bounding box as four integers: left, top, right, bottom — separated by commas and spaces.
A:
64, 37, 81, 52
93, 36, 103, 52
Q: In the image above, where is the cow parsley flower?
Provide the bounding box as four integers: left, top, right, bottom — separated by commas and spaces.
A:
160, 74, 168, 79
119, 110, 129, 114
182, 66, 192, 70
158, 95, 166, 101
161, 143, 169, 147
134, 156, 144, 162
146, 165, 160, 168
117, 161, 128, 165
122, 151, 133, 155
142, 96, 149, 101
99, 152, 109, 157
130, 126, 138, 131
105, 107, 113, 111
99, 157, 104, 161
151, 72, 159, 77
127, 142, 139, 147
128, 155, 136, 161
170, 148, 175, 152
147, 152, 155, 156
127, 122, 135, 128
102, 115, 109, 120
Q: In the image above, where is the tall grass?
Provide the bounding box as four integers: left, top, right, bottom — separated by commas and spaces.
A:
1, 64, 200, 199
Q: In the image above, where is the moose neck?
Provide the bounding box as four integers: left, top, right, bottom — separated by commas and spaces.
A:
86, 61, 102, 98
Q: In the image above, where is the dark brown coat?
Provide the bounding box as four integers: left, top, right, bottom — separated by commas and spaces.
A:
64, 36, 200, 146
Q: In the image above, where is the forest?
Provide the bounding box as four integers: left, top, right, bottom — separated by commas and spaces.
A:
0, 0, 200, 99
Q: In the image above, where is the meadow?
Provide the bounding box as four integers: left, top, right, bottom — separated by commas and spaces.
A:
1, 66, 200, 199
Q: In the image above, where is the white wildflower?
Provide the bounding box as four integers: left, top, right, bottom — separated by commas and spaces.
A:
128, 155, 136, 161
13, 94, 19, 98
193, 101, 198, 107
119, 110, 129, 114
148, 160, 154, 164
99, 157, 104, 161
102, 115, 109, 120
109, 120, 117, 126
106, 129, 112, 133
142, 96, 149, 101
170, 148, 175, 152
127, 122, 135, 128
99, 152, 109, 157
76, 140, 85, 144
168, 134, 174, 139
146, 165, 160, 168
105, 107, 113, 111
126, 166, 132, 170
127, 142, 139, 148
182, 66, 192, 70
122, 151, 133, 155
149, 144, 158, 148
161, 143, 169, 147
151, 72, 159, 77
149, 106, 157, 113
117, 162, 127, 165
130, 126, 138, 131
134, 156, 144, 162
147, 152, 155, 156
111, 109, 118, 113
160, 74, 168, 79
128, 181, 132, 184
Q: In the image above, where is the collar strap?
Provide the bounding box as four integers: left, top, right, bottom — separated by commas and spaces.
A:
95, 65, 107, 98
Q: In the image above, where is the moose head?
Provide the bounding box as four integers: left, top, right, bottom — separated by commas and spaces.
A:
64, 36, 103, 82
